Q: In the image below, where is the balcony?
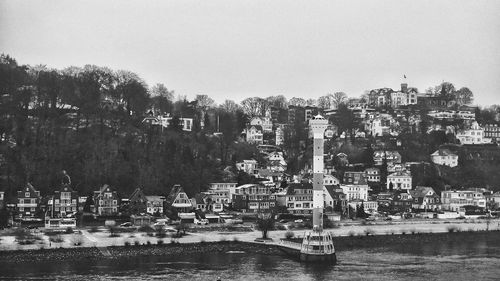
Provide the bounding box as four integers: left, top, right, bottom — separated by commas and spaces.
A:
17, 203, 37, 208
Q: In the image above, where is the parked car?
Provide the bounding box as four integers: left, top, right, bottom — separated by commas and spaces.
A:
120, 222, 133, 227
294, 219, 304, 223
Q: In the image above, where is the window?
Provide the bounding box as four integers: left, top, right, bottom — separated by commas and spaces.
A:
25, 192, 30, 197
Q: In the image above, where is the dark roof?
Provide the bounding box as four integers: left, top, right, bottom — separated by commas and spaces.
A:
286, 182, 313, 195
166, 184, 186, 203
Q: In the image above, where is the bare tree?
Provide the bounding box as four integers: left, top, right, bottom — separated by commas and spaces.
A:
220, 99, 239, 112
195, 94, 215, 108
331, 92, 347, 108
289, 97, 306, 107
241, 97, 262, 116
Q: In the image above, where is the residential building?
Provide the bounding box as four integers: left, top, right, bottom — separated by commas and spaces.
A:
409, 186, 441, 211
275, 125, 285, 146
490, 191, 500, 209
17, 183, 41, 218
323, 185, 347, 211
484, 124, 500, 141
243, 125, 264, 144
142, 113, 193, 131
165, 185, 192, 213
456, 121, 485, 145
348, 200, 378, 214
236, 159, 258, 174
50, 184, 78, 218
93, 184, 119, 216
323, 174, 340, 186
441, 190, 487, 212
387, 171, 412, 190
128, 188, 148, 214
365, 167, 380, 183
249, 116, 273, 132
339, 184, 369, 202
285, 182, 313, 214
192, 193, 208, 212
232, 184, 276, 213
204, 189, 231, 212
373, 150, 402, 166
208, 182, 238, 203
145, 196, 165, 215
431, 149, 459, 167
392, 191, 413, 213
343, 171, 367, 185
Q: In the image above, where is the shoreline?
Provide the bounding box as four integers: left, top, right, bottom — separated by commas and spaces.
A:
0, 230, 498, 264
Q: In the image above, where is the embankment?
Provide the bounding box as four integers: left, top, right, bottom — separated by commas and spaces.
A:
0, 230, 498, 264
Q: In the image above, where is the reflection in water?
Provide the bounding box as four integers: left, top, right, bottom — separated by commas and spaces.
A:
1, 236, 499, 281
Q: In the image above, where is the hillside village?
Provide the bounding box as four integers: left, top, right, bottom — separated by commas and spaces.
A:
1, 54, 500, 228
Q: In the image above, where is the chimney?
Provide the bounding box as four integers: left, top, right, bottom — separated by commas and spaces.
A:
401, 83, 408, 93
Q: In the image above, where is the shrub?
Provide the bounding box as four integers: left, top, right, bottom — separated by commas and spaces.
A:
157, 240, 164, 245
232, 237, 239, 242
134, 240, 140, 246
199, 238, 206, 243
348, 230, 355, 237
276, 225, 287, 230
410, 228, 417, 235
146, 241, 151, 246
401, 230, 406, 235
124, 241, 131, 247
285, 230, 295, 240
447, 225, 459, 233
65, 227, 74, 234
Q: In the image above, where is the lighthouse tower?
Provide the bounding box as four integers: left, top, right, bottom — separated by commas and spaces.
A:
310, 115, 328, 229
299, 114, 336, 263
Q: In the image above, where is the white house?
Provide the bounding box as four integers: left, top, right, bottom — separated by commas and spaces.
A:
431, 149, 459, 167
456, 121, 485, 145
236, 159, 258, 174
243, 125, 264, 144
339, 184, 369, 202
441, 190, 486, 211
387, 171, 412, 190
249, 117, 273, 132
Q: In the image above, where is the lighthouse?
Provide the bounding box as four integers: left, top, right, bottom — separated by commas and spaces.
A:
298, 114, 336, 263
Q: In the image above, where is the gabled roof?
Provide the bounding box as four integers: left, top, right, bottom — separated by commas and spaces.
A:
324, 184, 343, 199
409, 186, 435, 198
431, 149, 457, 157
129, 187, 146, 202
94, 184, 115, 197
166, 184, 186, 203
388, 171, 412, 177
20, 183, 41, 199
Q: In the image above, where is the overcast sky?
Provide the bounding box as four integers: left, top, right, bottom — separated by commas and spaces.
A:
1, 0, 499, 106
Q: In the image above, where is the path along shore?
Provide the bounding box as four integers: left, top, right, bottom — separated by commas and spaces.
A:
0, 230, 498, 264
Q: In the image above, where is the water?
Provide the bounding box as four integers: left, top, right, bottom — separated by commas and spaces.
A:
1, 237, 500, 280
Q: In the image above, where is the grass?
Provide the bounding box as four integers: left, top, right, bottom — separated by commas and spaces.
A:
49, 235, 64, 243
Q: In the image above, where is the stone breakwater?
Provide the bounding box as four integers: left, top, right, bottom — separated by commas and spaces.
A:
0, 231, 498, 264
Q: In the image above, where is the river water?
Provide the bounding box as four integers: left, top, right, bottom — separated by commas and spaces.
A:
1, 236, 499, 280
